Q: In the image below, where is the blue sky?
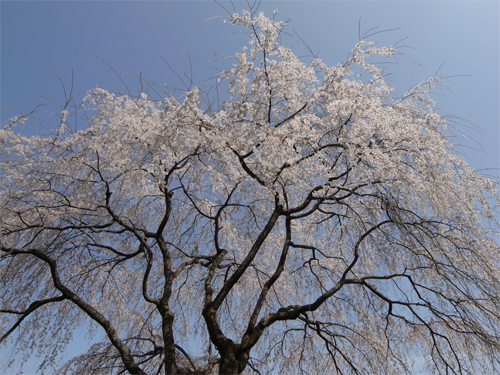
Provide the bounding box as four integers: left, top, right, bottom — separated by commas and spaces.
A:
1, 1, 499, 373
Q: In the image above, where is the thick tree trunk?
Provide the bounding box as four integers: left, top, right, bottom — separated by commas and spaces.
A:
217, 341, 249, 375
218, 354, 240, 375
159, 302, 177, 375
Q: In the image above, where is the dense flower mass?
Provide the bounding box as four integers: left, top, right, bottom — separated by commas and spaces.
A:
1, 10, 499, 375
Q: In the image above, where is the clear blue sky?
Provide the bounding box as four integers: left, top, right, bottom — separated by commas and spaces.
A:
1, 1, 499, 373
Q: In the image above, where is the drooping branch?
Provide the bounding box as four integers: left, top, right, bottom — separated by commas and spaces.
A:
1, 246, 147, 375
0, 295, 66, 344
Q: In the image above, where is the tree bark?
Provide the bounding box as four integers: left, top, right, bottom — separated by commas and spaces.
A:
159, 302, 177, 375
217, 340, 249, 375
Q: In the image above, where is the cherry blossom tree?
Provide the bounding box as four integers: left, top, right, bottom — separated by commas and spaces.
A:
1, 10, 499, 375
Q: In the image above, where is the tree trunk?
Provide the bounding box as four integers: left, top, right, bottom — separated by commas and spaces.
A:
218, 356, 240, 375
159, 303, 177, 375
217, 341, 249, 375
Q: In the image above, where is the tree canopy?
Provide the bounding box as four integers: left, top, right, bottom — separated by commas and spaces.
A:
1, 9, 499, 375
